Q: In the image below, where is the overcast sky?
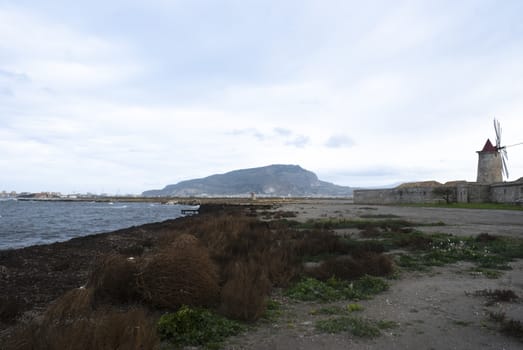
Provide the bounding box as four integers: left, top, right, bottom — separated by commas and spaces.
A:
1, 0, 522, 194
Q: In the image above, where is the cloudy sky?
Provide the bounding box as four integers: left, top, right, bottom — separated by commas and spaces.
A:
1, 0, 522, 194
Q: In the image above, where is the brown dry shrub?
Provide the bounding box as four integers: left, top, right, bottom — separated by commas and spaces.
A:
293, 230, 350, 257
264, 246, 301, 287
86, 254, 139, 304
3, 307, 160, 350
307, 252, 394, 281
198, 215, 255, 262
136, 245, 219, 309
44, 287, 94, 323
220, 259, 271, 321
171, 233, 200, 249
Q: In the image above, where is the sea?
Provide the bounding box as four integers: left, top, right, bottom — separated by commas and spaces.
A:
0, 199, 186, 251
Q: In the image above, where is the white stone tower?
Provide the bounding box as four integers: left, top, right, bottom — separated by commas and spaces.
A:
476, 139, 502, 183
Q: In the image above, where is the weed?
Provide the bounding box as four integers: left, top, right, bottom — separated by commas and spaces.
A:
262, 299, 283, 321
469, 267, 503, 279
396, 234, 523, 272
316, 316, 396, 338
285, 275, 388, 302
473, 289, 518, 305
310, 306, 346, 315
347, 303, 364, 312
488, 311, 523, 341
157, 305, 245, 348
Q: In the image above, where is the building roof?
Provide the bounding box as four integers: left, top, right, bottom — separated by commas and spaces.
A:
479, 139, 497, 153
396, 181, 442, 189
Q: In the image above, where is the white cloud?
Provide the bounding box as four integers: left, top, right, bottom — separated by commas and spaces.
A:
1, 1, 523, 193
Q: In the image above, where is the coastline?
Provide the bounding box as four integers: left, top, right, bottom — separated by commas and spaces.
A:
1, 199, 522, 349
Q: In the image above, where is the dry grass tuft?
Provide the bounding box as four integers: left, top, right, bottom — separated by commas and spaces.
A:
307, 252, 395, 281
44, 287, 94, 323
3, 307, 160, 350
137, 245, 220, 309
220, 259, 271, 321
171, 233, 200, 249
86, 254, 139, 304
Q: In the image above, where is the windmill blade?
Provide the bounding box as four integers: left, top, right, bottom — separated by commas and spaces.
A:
502, 147, 508, 160
493, 118, 502, 148
501, 155, 509, 179
506, 141, 523, 148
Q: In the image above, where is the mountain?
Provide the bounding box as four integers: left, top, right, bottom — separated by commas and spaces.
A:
142, 164, 353, 197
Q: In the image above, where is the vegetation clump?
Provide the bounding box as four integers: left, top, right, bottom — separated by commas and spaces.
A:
157, 305, 245, 348
285, 275, 388, 302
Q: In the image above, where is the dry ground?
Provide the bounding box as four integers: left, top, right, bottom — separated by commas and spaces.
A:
223, 200, 523, 350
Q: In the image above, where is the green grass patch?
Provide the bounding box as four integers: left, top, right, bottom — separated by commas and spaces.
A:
262, 299, 283, 321
157, 305, 245, 349
316, 316, 398, 337
347, 303, 364, 312
285, 275, 388, 302
309, 305, 346, 315
396, 234, 523, 272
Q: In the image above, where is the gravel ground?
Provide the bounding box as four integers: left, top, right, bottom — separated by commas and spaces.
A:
223, 200, 523, 350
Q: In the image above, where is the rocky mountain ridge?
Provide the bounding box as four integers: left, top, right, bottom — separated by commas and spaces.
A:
142, 164, 353, 197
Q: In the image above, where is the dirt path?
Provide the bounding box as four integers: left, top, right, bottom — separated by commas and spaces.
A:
223, 202, 523, 350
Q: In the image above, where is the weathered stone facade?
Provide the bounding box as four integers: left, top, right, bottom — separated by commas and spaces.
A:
490, 178, 523, 203
354, 179, 523, 205
476, 139, 503, 184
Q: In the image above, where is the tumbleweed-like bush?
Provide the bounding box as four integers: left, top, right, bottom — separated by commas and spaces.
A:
220, 259, 271, 321
136, 245, 220, 309
3, 307, 160, 350
86, 253, 139, 304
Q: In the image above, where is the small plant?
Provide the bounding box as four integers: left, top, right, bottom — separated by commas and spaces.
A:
261, 299, 283, 321
316, 316, 397, 338
157, 305, 245, 348
347, 303, 364, 312
310, 306, 345, 315
472, 289, 518, 305
285, 275, 388, 302
488, 311, 523, 341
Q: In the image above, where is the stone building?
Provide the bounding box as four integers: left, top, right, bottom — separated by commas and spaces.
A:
354, 139, 523, 205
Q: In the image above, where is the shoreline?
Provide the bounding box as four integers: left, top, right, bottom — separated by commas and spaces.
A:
1, 200, 522, 349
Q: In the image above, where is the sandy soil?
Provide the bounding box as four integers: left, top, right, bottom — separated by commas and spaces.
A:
223, 200, 523, 350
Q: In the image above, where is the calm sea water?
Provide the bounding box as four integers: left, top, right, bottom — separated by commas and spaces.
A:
0, 200, 185, 250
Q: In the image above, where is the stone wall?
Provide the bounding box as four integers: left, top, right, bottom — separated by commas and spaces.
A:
490, 178, 523, 204
354, 187, 443, 204
355, 180, 522, 205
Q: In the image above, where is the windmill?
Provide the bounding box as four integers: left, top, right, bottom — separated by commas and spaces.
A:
493, 118, 523, 180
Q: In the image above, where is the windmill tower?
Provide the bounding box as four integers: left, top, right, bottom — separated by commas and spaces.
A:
477, 118, 522, 184
476, 138, 502, 183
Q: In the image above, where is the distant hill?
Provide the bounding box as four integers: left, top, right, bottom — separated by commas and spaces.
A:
142, 164, 353, 197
